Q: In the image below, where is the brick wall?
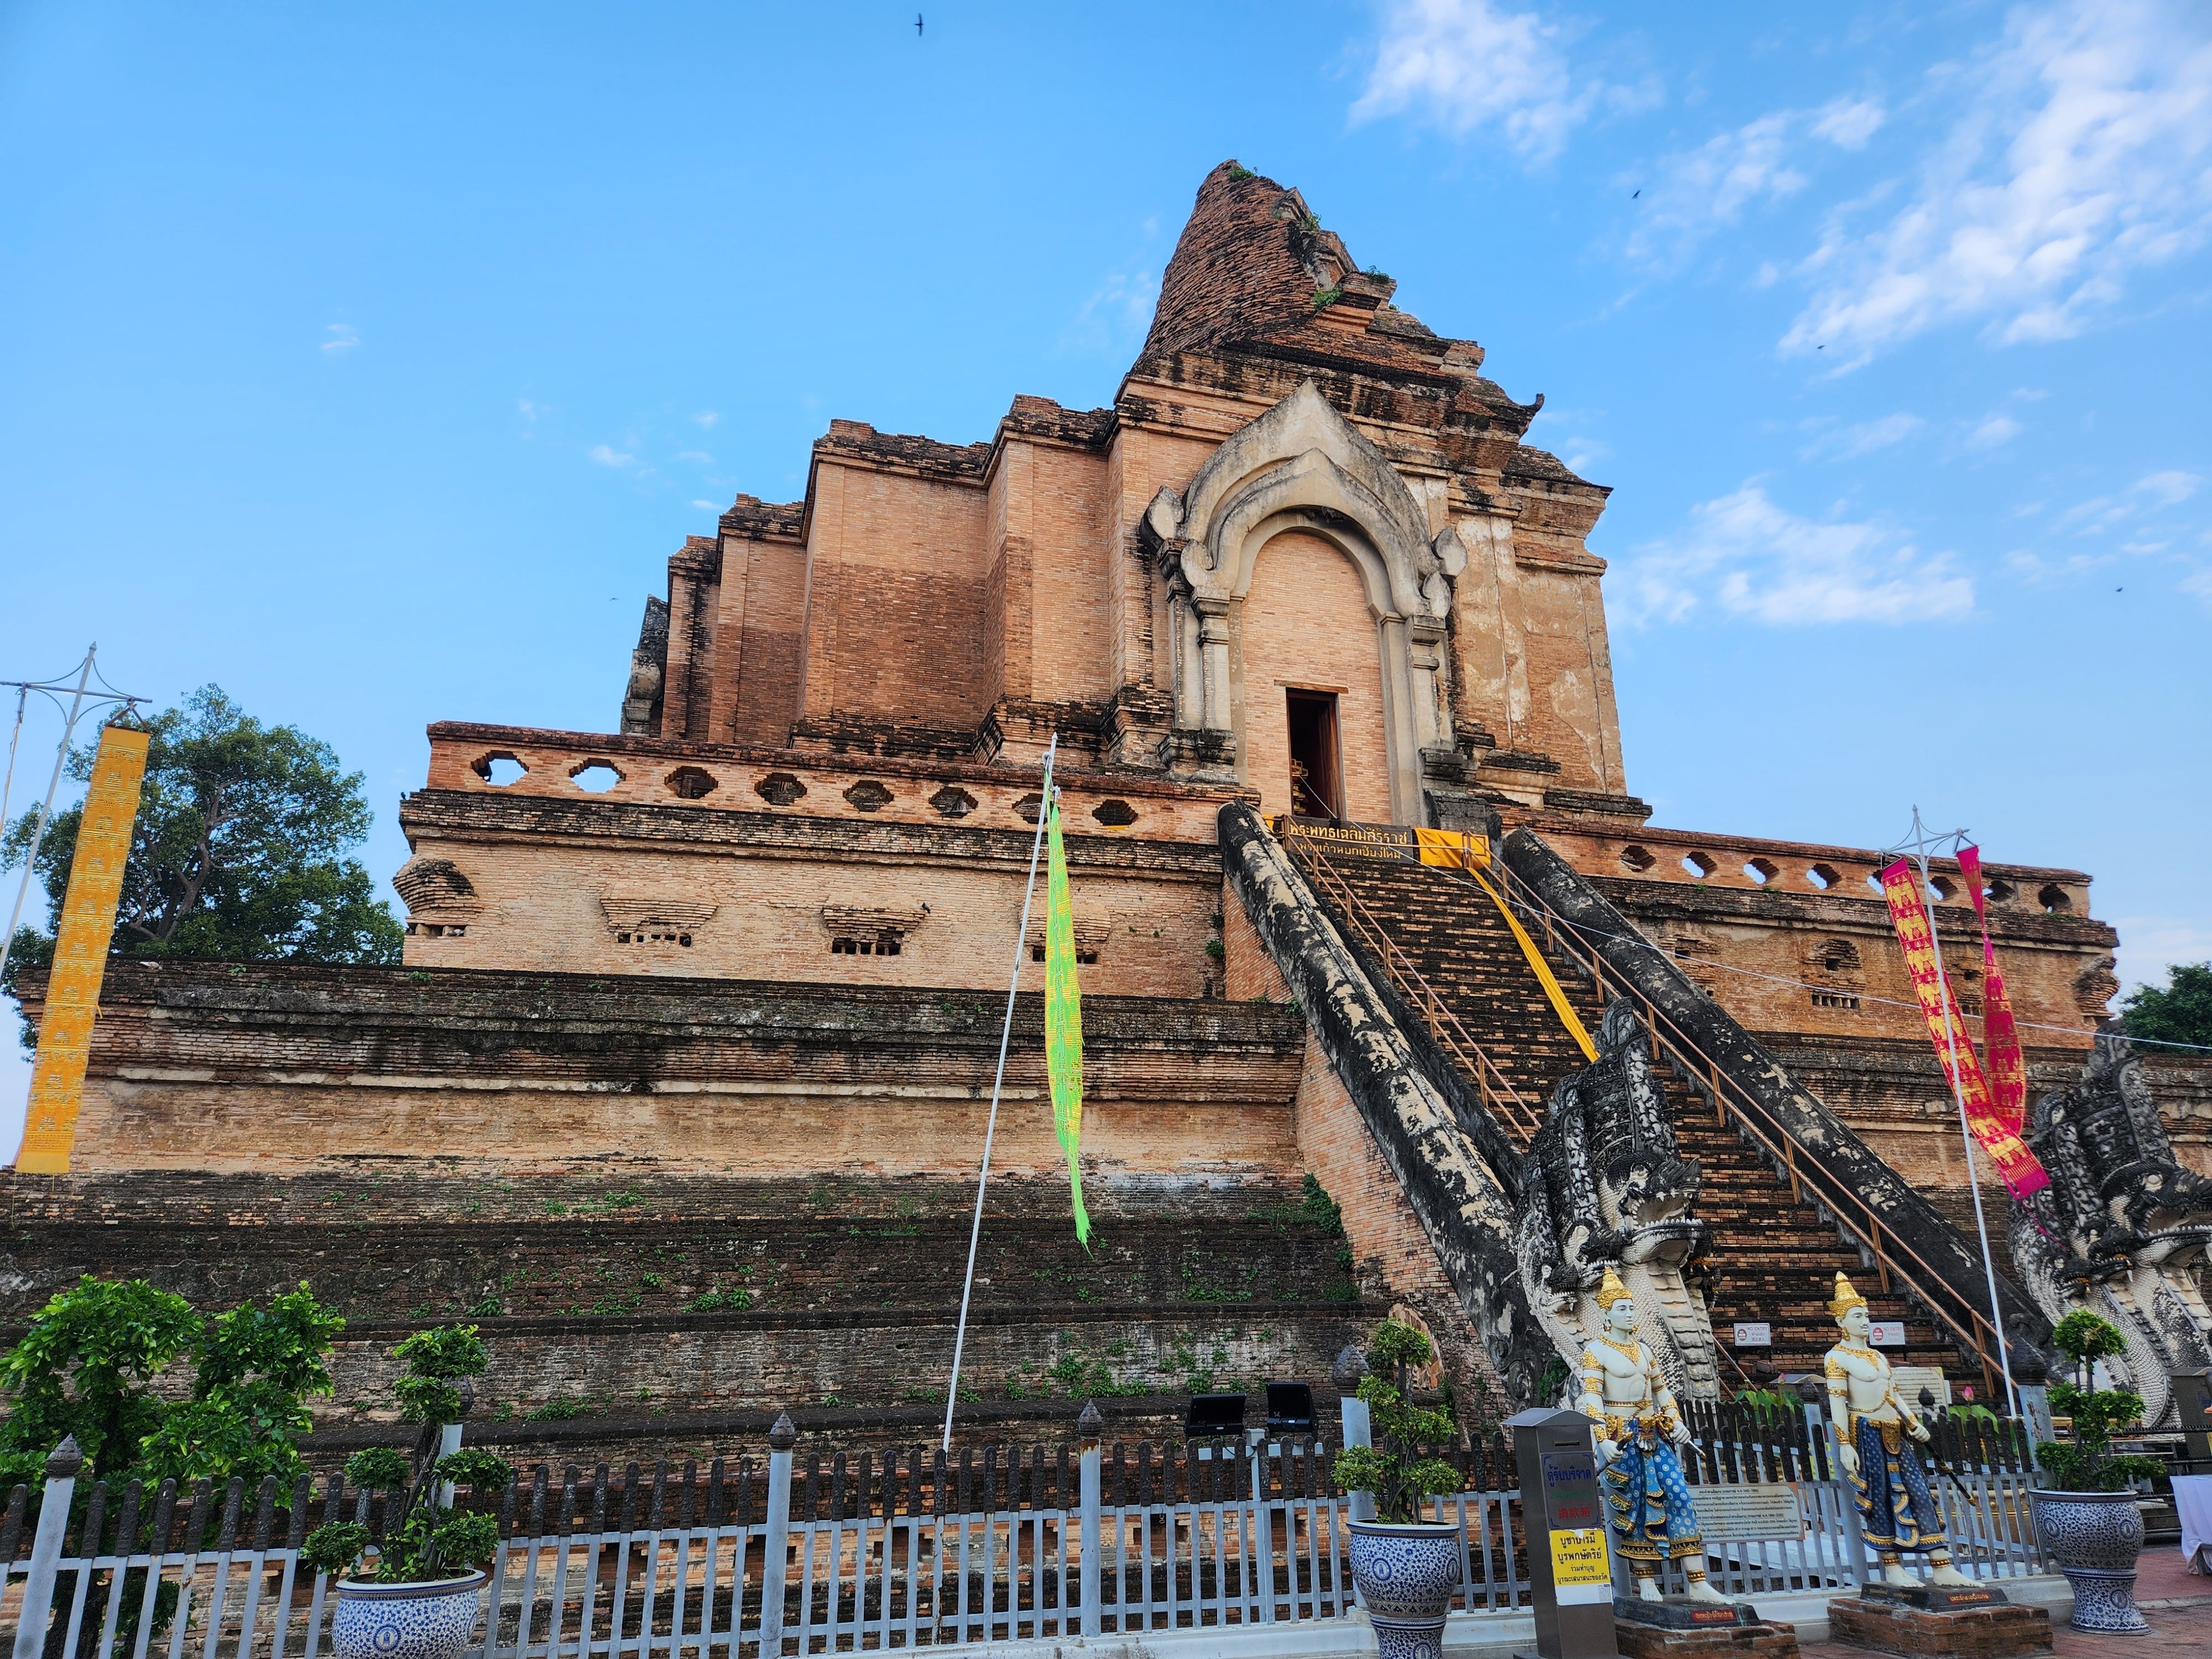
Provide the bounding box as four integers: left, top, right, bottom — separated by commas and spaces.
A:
799, 458, 994, 727
1287, 1037, 1496, 1404
23, 963, 1306, 1177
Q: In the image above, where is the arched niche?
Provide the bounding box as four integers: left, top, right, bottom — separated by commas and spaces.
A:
1144, 380, 1465, 825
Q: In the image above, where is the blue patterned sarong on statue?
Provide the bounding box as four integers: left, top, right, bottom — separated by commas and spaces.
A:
1850, 1416, 1946, 1554
1603, 1428, 1704, 1564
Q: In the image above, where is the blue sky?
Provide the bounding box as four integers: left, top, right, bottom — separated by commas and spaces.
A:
4, 1, 2209, 1151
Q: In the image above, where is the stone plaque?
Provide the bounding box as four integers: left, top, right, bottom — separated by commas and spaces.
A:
1732, 1322, 1772, 1347
1869, 1320, 1906, 1348
1688, 1481, 1804, 1541
1890, 1364, 1950, 1407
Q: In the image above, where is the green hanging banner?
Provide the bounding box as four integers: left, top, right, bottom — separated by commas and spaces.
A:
1042, 789, 1091, 1248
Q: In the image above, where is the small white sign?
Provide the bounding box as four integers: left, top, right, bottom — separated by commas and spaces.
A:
1870, 1321, 1907, 1348
1733, 1322, 1772, 1347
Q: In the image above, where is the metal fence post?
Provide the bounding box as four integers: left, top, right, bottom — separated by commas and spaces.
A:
1805, 1397, 1870, 1588
1078, 1402, 1103, 1637
759, 1411, 795, 1657
1334, 1345, 1375, 1524
12, 1438, 81, 1659
2015, 1385, 2052, 1465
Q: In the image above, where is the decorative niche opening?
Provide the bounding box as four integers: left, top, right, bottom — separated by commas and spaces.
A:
1013, 794, 1044, 825
1806, 863, 1840, 890
1987, 879, 2017, 905
2039, 883, 2074, 913
1744, 857, 1779, 885
599, 893, 716, 948
570, 760, 624, 794
843, 779, 894, 812
1030, 919, 1108, 966
1619, 844, 1656, 873
473, 752, 527, 787
1811, 938, 1861, 980
930, 786, 977, 819
1681, 851, 1718, 879
1091, 799, 1139, 828
822, 905, 926, 958
754, 771, 807, 806
666, 766, 718, 800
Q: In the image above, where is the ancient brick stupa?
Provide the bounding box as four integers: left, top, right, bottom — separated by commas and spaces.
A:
14, 163, 2186, 1462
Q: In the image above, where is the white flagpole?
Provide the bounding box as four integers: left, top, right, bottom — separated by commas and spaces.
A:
1912, 806, 2020, 1421
943, 731, 1057, 1453
0, 648, 96, 994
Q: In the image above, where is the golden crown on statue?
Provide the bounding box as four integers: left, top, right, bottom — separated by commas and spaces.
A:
1597, 1266, 1632, 1310
1828, 1271, 1868, 1321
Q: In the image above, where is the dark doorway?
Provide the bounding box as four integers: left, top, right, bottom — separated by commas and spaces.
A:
1286, 690, 1343, 820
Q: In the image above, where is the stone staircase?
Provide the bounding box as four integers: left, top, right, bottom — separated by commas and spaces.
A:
1288, 837, 1971, 1389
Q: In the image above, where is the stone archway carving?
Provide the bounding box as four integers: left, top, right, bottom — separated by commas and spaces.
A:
1142, 380, 1465, 823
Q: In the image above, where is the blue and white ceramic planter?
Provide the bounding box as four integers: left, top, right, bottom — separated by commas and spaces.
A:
330, 1569, 487, 1659
1348, 1520, 1464, 1659
2030, 1489, 2147, 1634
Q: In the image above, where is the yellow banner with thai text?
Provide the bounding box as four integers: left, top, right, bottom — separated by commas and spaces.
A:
15, 725, 149, 1174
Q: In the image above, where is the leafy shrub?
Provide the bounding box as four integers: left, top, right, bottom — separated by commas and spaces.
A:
1332, 1319, 1459, 1524
2035, 1310, 2165, 1493
301, 1326, 509, 1583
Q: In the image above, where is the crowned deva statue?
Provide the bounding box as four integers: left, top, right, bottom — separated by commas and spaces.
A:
1823, 1272, 1973, 1588
1580, 1267, 1724, 1603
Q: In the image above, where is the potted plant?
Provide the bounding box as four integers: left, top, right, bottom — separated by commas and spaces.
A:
1333, 1319, 1464, 1658
2030, 1310, 2163, 1634
302, 1326, 514, 1659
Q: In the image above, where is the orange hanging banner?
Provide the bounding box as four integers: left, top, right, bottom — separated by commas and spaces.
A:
1955, 846, 2028, 1137
14, 724, 149, 1175
1877, 858, 2047, 1201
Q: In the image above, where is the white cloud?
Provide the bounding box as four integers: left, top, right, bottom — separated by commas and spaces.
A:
2181, 566, 2212, 608
1809, 96, 1886, 150
320, 324, 359, 355
1799, 412, 1923, 461
2055, 468, 2203, 532
2137, 468, 2201, 506
1350, 0, 1611, 163
692, 411, 720, 429
587, 444, 635, 468
1624, 100, 1890, 271
1965, 414, 2023, 450
1783, 0, 2212, 364
690, 499, 719, 512
676, 450, 713, 465
1061, 267, 1159, 355
1615, 483, 1973, 626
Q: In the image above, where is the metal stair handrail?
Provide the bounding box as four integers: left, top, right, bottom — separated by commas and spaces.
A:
1277, 826, 1543, 1146
1477, 851, 2007, 1397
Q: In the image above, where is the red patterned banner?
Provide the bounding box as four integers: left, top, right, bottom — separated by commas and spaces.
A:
1879, 858, 2048, 1200
1957, 846, 2028, 1137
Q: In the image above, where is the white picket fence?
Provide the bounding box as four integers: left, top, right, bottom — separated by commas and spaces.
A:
3, 1432, 2047, 1657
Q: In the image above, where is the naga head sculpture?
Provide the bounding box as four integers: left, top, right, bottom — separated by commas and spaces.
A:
1517, 999, 1707, 1292
2029, 1032, 2212, 1277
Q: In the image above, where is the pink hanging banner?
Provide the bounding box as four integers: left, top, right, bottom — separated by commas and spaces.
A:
1957, 846, 2028, 1138
1879, 859, 2048, 1201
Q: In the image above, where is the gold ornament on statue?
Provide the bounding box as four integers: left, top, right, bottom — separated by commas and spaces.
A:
1597, 1265, 1632, 1310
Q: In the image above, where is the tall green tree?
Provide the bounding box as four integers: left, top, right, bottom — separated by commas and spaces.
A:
2119, 961, 2212, 1051
2, 686, 401, 1025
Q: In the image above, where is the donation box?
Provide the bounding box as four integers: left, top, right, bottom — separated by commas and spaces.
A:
1508, 1407, 1618, 1659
